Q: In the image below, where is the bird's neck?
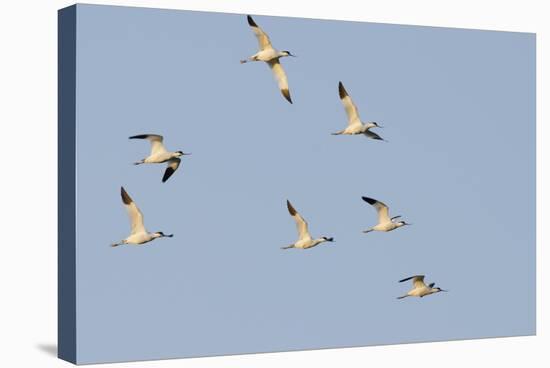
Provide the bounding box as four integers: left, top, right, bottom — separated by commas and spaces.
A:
312, 238, 326, 246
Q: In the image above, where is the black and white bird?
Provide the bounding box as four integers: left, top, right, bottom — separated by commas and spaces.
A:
241, 15, 295, 104
332, 82, 385, 141
129, 134, 190, 183
362, 196, 410, 233
111, 187, 173, 247
397, 275, 447, 299
282, 200, 334, 250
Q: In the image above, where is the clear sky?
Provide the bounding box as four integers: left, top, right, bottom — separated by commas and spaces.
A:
72, 4, 535, 364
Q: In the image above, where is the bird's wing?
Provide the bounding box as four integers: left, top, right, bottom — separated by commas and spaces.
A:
162, 158, 181, 183
120, 187, 146, 235
338, 82, 361, 126
399, 275, 427, 289
361, 196, 391, 223
129, 134, 167, 155
247, 15, 272, 51
364, 130, 385, 141
268, 59, 292, 104
287, 200, 311, 241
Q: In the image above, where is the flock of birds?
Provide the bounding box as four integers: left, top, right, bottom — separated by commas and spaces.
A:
110, 15, 446, 300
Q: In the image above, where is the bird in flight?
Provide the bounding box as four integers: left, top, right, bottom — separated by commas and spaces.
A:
361, 196, 411, 233
129, 134, 190, 183
282, 200, 334, 250
397, 275, 447, 299
332, 81, 385, 141
241, 15, 295, 104
111, 187, 173, 247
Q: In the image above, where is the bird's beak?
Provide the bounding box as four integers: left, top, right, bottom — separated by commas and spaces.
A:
164, 234, 174, 238
440, 289, 448, 292
183, 152, 192, 156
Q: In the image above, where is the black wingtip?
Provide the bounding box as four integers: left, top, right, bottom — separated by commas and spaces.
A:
281, 89, 292, 104
361, 196, 376, 205
338, 81, 347, 99
247, 15, 257, 27
162, 167, 175, 183
286, 200, 297, 216
129, 134, 149, 140
120, 187, 132, 205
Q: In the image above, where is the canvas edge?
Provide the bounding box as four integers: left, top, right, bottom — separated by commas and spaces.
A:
58, 4, 78, 365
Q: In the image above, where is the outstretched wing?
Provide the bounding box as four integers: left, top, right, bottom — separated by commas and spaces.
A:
399, 275, 427, 289
268, 59, 292, 104
287, 200, 311, 241
364, 130, 385, 141
247, 15, 272, 51
162, 158, 181, 183
129, 134, 167, 155
362, 196, 391, 223
120, 187, 146, 235
339, 81, 361, 126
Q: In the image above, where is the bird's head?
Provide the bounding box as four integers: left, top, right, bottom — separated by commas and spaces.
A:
433, 287, 448, 293
397, 221, 411, 227
175, 151, 191, 157
322, 236, 334, 243
368, 121, 382, 128
281, 50, 296, 57
154, 231, 173, 238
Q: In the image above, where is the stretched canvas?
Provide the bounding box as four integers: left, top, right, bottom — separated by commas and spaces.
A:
58, 3, 536, 364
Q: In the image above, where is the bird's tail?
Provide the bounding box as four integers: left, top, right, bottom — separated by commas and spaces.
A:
397, 295, 409, 300
331, 130, 344, 135
110, 242, 122, 247
133, 159, 144, 165
240, 56, 257, 64
362, 229, 374, 234
281, 244, 295, 250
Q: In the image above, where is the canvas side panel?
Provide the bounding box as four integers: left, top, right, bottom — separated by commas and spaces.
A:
58, 4, 77, 364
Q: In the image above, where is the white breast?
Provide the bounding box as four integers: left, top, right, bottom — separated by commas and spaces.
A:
256, 48, 278, 62
126, 232, 152, 245
145, 152, 175, 164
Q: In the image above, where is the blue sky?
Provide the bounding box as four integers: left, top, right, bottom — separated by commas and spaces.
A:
72, 4, 535, 363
